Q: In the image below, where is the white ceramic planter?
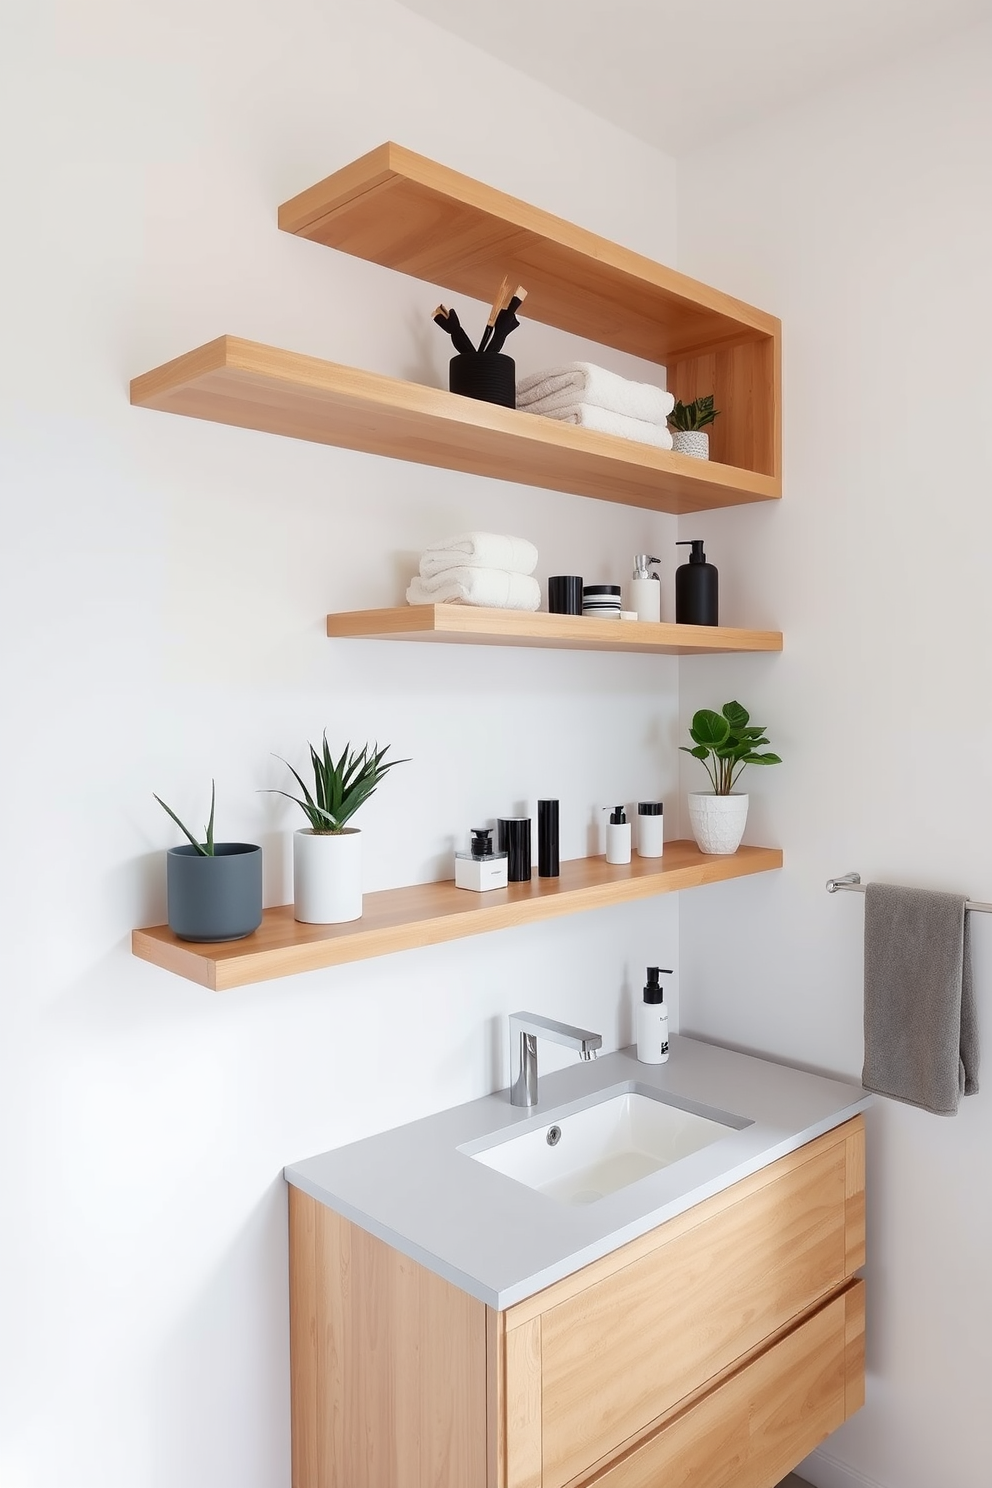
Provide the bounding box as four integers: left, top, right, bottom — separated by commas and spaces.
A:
672, 429, 710, 460
687, 792, 749, 855
293, 827, 363, 924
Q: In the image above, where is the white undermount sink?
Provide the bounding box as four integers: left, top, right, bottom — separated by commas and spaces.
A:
460, 1084, 751, 1206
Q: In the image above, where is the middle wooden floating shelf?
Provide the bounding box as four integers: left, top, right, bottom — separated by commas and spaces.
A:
131, 842, 783, 991
326, 605, 783, 656
129, 336, 780, 516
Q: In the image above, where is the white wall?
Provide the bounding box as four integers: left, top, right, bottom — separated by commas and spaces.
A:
675, 22, 992, 1488
0, 4, 682, 1485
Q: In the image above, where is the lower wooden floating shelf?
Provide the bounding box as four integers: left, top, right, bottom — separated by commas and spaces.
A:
327, 605, 782, 655
132, 841, 782, 990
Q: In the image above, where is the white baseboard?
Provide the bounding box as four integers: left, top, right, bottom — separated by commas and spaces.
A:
797, 1445, 888, 1488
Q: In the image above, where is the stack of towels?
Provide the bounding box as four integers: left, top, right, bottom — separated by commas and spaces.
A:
516, 362, 675, 448
406, 531, 541, 611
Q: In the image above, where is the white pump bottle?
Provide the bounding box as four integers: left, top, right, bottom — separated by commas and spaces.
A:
630, 554, 662, 623
637, 967, 672, 1064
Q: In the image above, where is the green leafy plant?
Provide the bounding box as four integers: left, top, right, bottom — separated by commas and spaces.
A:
268, 734, 408, 833
154, 780, 217, 856
669, 394, 719, 432
680, 701, 781, 795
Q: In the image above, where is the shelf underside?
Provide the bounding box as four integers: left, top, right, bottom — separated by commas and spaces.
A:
132, 842, 783, 991
130, 338, 779, 514
278, 142, 778, 366
326, 606, 783, 656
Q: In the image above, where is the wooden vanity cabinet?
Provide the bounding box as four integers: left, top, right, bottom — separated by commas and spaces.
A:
288, 1114, 865, 1488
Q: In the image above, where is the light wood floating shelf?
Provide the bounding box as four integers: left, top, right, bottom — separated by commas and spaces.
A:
278, 142, 781, 491
132, 842, 782, 991
326, 605, 783, 656
279, 142, 776, 366
130, 337, 779, 514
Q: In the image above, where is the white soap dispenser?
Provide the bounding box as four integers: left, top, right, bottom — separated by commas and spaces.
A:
630, 554, 662, 623
637, 967, 672, 1064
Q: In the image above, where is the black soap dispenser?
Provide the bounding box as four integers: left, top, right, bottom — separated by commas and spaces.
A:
675, 539, 719, 626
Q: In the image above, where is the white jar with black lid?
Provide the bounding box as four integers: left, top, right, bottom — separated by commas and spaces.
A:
637, 801, 664, 858
582, 584, 622, 620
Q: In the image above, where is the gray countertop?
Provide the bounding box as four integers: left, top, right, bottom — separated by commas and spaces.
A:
285, 1035, 870, 1309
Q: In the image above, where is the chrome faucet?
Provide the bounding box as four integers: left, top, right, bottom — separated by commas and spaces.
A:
508, 1011, 603, 1107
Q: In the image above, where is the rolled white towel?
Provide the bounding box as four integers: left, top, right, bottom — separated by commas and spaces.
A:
524, 401, 674, 449
516, 362, 674, 424
407, 567, 541, 611
419, 531, 538, 579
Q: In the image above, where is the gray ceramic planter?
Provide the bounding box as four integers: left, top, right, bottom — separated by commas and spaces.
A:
166, 843, 263, 942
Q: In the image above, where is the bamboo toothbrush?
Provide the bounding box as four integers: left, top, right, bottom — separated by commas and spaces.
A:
488, 285, 528, 355
479, 275, 512, 354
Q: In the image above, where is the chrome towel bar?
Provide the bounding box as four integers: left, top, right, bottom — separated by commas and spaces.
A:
826, 872, 992, 915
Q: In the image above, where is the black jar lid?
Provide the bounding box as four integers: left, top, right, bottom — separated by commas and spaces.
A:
638, 801, 664, 814
583, 583, 622, 596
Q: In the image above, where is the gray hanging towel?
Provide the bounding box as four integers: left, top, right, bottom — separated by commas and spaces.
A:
862, 883, 980, 1115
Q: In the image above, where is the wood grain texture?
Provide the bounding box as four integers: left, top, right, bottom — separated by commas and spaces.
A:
326, 606, 783, 656
505, 1316, 543, 1488
289, 1193, 488, 1488
670, 336, 780, 482
130, 337, 780, 514
131, 841, 784, 989
845, 1281, 867, 1419
277, 142, 779, 365
503, 1119, 864, 1332
288, 1187, 318, 1488
578, 1285, 862, 1488
538, 1138, 851, 1486
487, 1310, 506, 1488
845, 1120, 867, 1273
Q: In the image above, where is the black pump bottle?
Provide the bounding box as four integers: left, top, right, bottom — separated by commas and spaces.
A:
675, 539, 719, 626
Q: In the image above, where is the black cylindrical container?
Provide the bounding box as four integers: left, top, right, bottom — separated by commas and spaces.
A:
497, 817, 532, 882
538, 800, 560, 878
675, 539, 719, 625
449, 353, 516, 408
548, 576, 584, 615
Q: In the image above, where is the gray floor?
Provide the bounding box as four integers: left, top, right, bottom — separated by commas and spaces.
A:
779, 1477, 812, 1487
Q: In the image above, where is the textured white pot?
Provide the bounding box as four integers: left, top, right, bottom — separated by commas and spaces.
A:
672, 429, 710, 460
687, 793, 749, 855
293, 827, 362, 923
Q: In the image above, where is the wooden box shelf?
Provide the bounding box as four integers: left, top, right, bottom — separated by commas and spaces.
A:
279, 141, 781, 488
129, 336, 778, 515
131, 841, 782, 991
326, 604, 783, 655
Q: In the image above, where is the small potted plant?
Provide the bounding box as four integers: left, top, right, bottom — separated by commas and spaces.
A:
154, 781, 263, 941
669, 394, 719, 460
680, 701, 781, 855
268, 734, 407, 924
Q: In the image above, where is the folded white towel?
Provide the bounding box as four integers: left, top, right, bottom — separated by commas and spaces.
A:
419, 531, 538, 579
523, 401, 674, 449
516, 362, 674, 424
407, 567, 542, 611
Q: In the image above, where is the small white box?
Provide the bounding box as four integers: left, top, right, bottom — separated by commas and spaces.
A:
454, 852, 509, 892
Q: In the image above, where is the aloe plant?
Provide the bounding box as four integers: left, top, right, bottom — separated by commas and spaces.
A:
269, 734, 408, 833
154, 780, 217, 856
669, 394, 719, 432
680, 701, 781, 795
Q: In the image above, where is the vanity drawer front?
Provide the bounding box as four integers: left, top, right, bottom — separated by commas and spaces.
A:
539, 1133, 854, 1488
583, 1281, 865, 1488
